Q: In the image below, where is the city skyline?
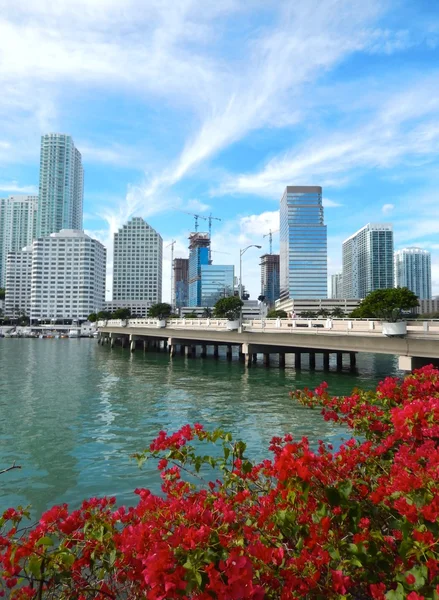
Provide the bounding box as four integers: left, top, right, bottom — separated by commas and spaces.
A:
0, 1, 438, 300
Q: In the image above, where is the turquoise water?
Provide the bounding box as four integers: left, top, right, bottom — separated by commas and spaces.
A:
0, 339, 401, 517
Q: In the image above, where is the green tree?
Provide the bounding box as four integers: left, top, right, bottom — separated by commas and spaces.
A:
112, 308, 132, 320
148, 303, 172, 320
300, 310, 317, 319
88, 313, 98, 322
184, 312, 199, 319
202, 307, 213, 318
350, 287, 419, 321
0, 288, 5, 300
213, 296, 243, 320
318, 308, 331, 318
97, 310, 112, 320
331, 307, 345, 318
267, 309, 287, 318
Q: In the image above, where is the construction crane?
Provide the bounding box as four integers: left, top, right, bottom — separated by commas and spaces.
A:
207, 213, 222, 263
180, 211, 207, 232
263, 229, 279, 254
166, 240, 176, 308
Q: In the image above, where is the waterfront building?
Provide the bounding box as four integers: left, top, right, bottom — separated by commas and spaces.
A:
0, 195, 38, 287
331, 273, 343, 299
260, 254, 280, 306
113, 217, 163, 305
200, 264, 234, 307
394, 247, 431, 300
30, 229, 106, 321
279, 186, 327, 301
173, 258, 189, 309
5, 246, 33, 318
342, 223, 394, 298
37, 133, 83, 238
415, 298, 439, 316
103, 301, 151, 318
188, 232, 210, 306
275, 297, 361, 316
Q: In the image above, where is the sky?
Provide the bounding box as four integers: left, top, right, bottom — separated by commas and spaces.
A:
1, 0, 439, 301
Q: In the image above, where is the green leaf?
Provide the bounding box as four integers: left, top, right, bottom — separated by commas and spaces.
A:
36, 536, 53, 547
385, 583, 405, 599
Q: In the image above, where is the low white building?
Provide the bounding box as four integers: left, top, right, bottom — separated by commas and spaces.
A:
275, 297, 361, 316
30, 230, 106, 321
103, 300, 151, 318
5, 246, 33, 317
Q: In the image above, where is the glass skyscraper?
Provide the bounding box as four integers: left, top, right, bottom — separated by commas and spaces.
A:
37, 134, 84, 238
188, 233, 210, 306
173, 258, 189, 308
279, 186, 327, 300
342, 223, 394, 298
260, 253, 280, 306
394, 247, 431, 300
200, 264, 234, 307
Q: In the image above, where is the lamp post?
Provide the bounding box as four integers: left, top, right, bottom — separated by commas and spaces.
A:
239, 245, 261, 329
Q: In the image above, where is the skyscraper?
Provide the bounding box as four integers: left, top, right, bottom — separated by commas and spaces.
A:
30, 230, 106, 321
331, 273, 343, 299
260, 254, 280, 306
342, 223, 394, 299
279, 186, 327, 300
113, 217, 163, 305
5, 247, 33, 318
394, 247, 431, 300
37, 134, 84, 238
188, 232, 210, 306
200, 264, 234, 307
173, 258, 189, 308
0, 195, 38, 287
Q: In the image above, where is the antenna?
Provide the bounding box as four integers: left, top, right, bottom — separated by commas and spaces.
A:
263, 229, 279, 254
207, 213, 221, 263
166, 240, 176, 308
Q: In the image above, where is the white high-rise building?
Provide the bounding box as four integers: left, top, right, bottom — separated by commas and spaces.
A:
342, 223, 394, 299
37, 134, 83, 238
331, 273, 343, 299
30, 230, 106, 321
0, 195, 38, 287
113, 217, 163, 306
5, 247, 33, 318
394, 247, 431, 300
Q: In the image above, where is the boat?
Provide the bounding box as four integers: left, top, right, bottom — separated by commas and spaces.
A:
68, 329, 80, 338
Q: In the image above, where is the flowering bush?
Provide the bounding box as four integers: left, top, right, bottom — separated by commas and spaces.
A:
2, 366, 439, 599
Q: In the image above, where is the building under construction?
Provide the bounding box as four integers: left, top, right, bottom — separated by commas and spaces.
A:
188, 233, 210, 306
260, 253, 280, 306
173, 258, 189, 308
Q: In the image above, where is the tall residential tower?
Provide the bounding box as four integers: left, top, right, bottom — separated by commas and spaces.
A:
279, 186, 327, 300
342, 223, 394, 299
394, 247, 431, 299
0, 195, 38, 287
260, 254, 280, 306
37, 134, 84, 238
113, 217, 163, 307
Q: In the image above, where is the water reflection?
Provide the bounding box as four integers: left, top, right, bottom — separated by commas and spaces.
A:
0, 339, 401, 517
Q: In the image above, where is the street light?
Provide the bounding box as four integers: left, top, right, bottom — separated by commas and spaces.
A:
239, 245, 262, 330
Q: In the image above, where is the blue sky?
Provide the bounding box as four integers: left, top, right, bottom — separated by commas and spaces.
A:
1, 0, 439, 300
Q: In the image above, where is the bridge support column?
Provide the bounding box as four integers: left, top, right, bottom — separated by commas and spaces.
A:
180, 344, 185, 355
241, 343, 253, 368
295, 352, 302, 369
336, 352, 343, 370
129, 335, 136, 352
226, 344, 233, 361
264, 353, 270, 366
121, 336, 127, 349
213, 344, 219, 359
110, 333, 116, 348
252, 353, 257, 363
399, 356, 439, 371
239, 350, 244, 362
323, 352, 330, 370
309, 352, 316, 370
201, 344, 207, 358
279, 353, 286, 368
168, 338, 176, 357
163, 339, 168, 351
349, 352, 357, 368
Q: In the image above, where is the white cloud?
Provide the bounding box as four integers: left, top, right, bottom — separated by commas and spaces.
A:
323, 197, 342, 207
217, 77, 439, 198
0, 181, 38, 194
240, 211, 279, 237
382, 203, 395, 214
186, 199, 210, 213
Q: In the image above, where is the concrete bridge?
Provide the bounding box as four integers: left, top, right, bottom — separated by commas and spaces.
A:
98, 318, 439, 371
